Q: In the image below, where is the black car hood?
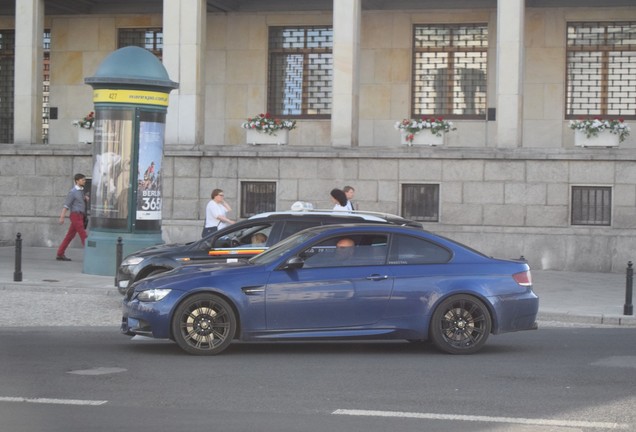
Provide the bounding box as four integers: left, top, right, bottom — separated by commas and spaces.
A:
133, 242, 193, 257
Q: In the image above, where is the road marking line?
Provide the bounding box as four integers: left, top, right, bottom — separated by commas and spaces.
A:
0, 397, 107, 406
332, 409, 629, 430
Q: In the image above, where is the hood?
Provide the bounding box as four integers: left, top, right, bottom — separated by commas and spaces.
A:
132, 241, 192, 257
134, 259, 252, 290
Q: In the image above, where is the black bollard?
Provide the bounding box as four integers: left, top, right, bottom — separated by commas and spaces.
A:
13, 233, 22, 282
624, 261, 633, 316
115, 236, 123, 286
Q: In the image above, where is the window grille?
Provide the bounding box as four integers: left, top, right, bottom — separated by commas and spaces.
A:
118, 28, 163, 59
412, 24, 488, 119
268, 26, 332, 118
566, 22, 636, 119
241, 182, 277, 218
0, 30, 14, 143
42, 30, 50, 143
571, 186, 611, 226
401, 184, 440, 222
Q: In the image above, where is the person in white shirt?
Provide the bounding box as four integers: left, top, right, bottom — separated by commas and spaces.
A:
343, 185, 356, 210
330, 188, 350, 212
202, 188, 234, 237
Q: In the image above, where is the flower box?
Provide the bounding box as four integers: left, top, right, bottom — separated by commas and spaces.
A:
574, 130, 619, 148
395, 117, 455, 146
77, 127, 94, 144
246, 129, 289, 145
400, 131, 444, 146
569, 118, 629, 146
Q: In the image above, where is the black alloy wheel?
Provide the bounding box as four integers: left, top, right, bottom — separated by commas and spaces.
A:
430, 294, 492, 354
171, 293, 237, 355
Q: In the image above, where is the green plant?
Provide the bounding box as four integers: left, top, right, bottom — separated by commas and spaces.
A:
241, 113, 297, 136
569, 118, 630, 143
394, 116, 456, 143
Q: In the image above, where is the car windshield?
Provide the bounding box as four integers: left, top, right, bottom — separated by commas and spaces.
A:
249, 230, 319, 265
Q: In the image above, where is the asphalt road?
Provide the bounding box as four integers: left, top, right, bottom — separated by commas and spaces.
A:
0, 326, 635, 432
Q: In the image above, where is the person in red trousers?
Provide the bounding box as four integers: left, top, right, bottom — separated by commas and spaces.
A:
56, 173, 89, 261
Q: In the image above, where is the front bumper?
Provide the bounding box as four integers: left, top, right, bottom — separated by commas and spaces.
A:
121, 291, 182, 339
117, 266, 135, 290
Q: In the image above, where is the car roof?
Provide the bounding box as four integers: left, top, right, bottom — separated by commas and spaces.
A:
292, 222, 421, 235
249, 209, 422, 227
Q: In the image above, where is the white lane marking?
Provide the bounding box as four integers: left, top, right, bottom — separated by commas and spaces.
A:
0, 397, 107, 406
67, 367, 127, 376
332, 409, 629, 430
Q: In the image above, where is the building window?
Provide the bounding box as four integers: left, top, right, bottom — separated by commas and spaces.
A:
401, 184, 440, 222
566, 22, 636, 119
118, 28, 163, 59
412, 24, 488, 119
0, 30, 15, 143
268, 26, 332, 118
571, 186, 612, 226
241, 182, 277, 218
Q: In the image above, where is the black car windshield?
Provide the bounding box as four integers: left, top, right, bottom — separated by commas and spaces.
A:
249, 230, 319, 265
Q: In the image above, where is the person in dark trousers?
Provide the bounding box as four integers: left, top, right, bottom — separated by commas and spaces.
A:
56, 173, 89, 261
343, 185, 356, 210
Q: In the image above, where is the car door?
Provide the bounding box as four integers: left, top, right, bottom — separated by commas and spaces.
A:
383, 233, 454, 318
265, 233, 393, 330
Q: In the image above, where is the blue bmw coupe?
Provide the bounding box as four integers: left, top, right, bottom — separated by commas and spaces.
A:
121, 224, 539, 355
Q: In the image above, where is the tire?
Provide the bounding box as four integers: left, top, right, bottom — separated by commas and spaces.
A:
429, 294, 492, 355
171, 293, 237, 355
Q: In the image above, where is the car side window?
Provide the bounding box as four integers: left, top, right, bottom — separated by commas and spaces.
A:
300, 234, 388, 268
388, 234, 451, 265
212, 224, 273, 249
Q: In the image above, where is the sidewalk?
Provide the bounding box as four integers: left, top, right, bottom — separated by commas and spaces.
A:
0, 246, 635, 327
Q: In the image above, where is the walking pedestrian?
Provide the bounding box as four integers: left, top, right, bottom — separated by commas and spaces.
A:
203, 188, 235, 237
330, 188, 349, 212
343, 185, 356, 210
56, 173, 89, 261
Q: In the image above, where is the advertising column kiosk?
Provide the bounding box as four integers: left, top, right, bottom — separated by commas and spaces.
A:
83, 46, 178, 276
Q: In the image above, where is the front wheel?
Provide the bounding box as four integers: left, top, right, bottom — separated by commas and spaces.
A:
429, 294, 492, 355
171, 293, 237, 355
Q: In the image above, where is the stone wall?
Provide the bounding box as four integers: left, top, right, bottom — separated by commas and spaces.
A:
2, 147, 635, 273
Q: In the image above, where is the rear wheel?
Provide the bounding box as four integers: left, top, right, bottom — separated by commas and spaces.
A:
171, 293, 236, 355
430, 294, 491, 355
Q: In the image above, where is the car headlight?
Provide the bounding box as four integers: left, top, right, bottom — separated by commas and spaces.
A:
122, 256, 144, 266
137, 288, 172, 302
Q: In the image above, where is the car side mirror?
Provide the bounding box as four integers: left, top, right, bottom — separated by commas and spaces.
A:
283, 256, 304, 270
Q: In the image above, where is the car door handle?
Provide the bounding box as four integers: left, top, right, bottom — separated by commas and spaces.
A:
366, 274, 388, 281
241, 286, 265, 295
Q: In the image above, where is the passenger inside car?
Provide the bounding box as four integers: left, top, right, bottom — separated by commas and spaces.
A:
251, 232, 268, 246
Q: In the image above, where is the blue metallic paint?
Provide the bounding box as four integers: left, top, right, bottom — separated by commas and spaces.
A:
121, 224, 539, 352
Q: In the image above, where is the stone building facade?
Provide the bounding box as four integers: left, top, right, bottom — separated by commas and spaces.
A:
0, 0, 635, 272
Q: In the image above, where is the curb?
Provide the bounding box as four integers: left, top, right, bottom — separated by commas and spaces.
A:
0, 283, 120, 296
538, 311, 636, 327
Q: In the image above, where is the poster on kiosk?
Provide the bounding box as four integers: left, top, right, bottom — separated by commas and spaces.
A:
136, 118, 165, 221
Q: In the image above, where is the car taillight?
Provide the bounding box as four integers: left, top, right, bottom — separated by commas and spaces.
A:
513, 270, 532, 287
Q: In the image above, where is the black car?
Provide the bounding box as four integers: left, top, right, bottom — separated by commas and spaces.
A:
116, 210, 421, 293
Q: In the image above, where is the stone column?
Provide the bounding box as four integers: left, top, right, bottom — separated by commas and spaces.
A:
331, 0, 361, 147
162, 0, 206, 145
495, 0, 524, 147
14, 0, 44, 144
